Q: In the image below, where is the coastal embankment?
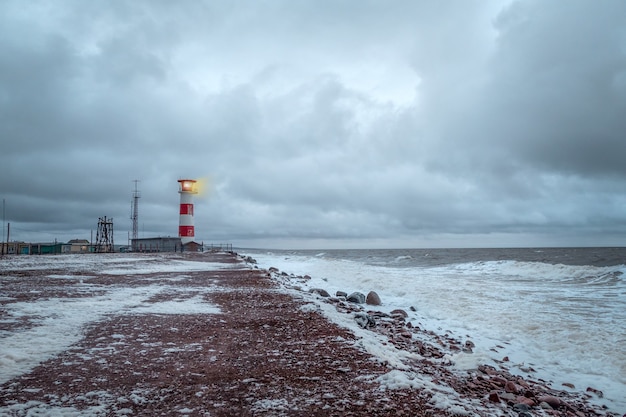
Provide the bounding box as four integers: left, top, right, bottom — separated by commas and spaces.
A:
0, 251, 619, 416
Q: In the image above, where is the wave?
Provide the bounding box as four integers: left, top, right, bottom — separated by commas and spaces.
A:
436, 260, 625, 286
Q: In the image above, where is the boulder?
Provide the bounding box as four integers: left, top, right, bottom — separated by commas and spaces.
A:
336, 291, 348, 297
346, 292, 366, 304
366, 291, 381, 305
354, 312, 376, 329
309, 288, 330, 297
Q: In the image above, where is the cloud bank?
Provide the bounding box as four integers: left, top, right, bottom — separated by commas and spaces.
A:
1, 0, 625, 248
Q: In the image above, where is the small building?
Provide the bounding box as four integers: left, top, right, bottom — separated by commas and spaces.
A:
131, 237, 183, 252
0, 241, 24, 255
183, 241, 203, 252
67, 239, 91, 253
29, 242, 64, 255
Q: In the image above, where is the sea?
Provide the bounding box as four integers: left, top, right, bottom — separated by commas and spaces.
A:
241, 247, 626, 413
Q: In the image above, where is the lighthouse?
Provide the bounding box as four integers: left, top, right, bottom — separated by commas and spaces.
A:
178, 179, 198, 245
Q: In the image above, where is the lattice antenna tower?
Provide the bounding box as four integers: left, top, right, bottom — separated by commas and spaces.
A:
95, 216, 114, 253
131, 180, 140, 250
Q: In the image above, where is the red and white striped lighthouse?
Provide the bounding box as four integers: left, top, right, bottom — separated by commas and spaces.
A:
178, 179, 198, 245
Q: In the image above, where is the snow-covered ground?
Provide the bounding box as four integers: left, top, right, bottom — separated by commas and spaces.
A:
1, 253, 235, 385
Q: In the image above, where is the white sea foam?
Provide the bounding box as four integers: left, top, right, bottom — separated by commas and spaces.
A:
246, 249, 626, 413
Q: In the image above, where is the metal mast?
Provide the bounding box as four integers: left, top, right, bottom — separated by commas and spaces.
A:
95, 216, 114, 253
131, 180, 140, 251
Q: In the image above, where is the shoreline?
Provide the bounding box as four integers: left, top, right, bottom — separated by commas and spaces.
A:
256, 254, 620, 417
0, 251, 621, 416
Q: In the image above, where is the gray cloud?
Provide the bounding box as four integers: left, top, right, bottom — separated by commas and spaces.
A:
1, 0, 625, 248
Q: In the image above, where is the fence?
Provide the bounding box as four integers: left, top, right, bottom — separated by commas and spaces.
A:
205, 243, 233, 252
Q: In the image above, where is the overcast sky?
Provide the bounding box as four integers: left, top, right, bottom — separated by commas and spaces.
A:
1, 0, 626, 249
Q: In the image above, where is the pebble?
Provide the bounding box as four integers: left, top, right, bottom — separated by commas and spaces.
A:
488, 392, 500, 403
390, 309, 408, 318
504, 381, 518, 393
513, 403, 530, 412
537, 395, 561, 408
586, 387, 603, 398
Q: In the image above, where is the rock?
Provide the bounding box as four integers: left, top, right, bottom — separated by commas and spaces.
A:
368, 311, 390, 319
390, 309, 408, 318
366, 291, 381, 305
309, 288, 330, 297
513, 403, 531, 412
492, 376, 507, 386
336, 291, 347, 297
354, 312, 376, 329
409, 306, 417, 312
505, 381, 519, 393
488, 391, 500, 403
346, 292, 366, 304
537, 395, 561, 408
516, 396, 535, 407
562, 382, 575, 389
269, 267, 279, 273
586, 387, 603, 398
513, 403, 530, 413
500, 392, 516, 402
518, 412, 532, 417
478, 365, 498, 376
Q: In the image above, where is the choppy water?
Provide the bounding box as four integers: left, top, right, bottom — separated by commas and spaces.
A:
242, 247, 626, 413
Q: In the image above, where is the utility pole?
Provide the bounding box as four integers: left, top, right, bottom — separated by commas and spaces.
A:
2, 199, 5, 256
131, 180, 140, 251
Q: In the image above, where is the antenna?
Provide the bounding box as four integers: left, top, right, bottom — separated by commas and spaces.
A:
95, 216, 114, 253
131, 180, 140, 251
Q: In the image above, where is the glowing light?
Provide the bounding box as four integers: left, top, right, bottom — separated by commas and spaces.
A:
194, 177, 212, 197
177, 177, 211, 197
178, 179, 198, 194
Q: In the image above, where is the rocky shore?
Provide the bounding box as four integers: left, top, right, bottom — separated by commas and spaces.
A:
257, 255, 622, 417
0, 251, 622, 416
